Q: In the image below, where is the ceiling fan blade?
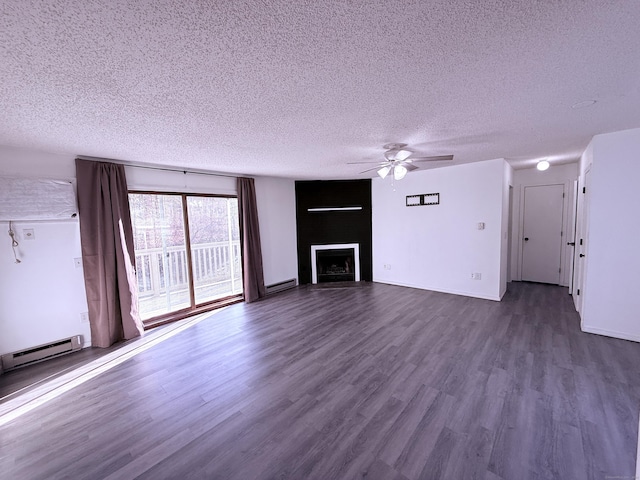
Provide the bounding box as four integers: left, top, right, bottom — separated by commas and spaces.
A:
359, 165, 387, 174
395, 149, 413, 161
409, 155, 454, 162
347, 161, 386, 165
385, 149, 414, 161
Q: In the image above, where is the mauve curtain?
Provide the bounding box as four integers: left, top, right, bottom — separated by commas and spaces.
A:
76, 159, 144, 347
237, 177, 266, 302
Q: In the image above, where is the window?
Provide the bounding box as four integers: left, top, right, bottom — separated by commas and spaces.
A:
129, 192, 242, 322
186, 196, 242, 304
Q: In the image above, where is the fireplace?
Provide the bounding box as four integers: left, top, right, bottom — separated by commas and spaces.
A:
311, 243, 360, 284
295, 180, 372, 284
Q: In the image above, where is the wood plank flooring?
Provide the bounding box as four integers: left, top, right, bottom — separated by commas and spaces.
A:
0, 317, 197, 403
1, 282, 639, 479
0, 339, 127, 399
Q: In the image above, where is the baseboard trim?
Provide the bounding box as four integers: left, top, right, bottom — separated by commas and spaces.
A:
373, 280, 501, 302
581, 325, 640, 343
265, 278, 297, 295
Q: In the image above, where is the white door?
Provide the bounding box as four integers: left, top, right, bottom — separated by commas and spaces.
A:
573, 169, 591, 312
521, 184, 565, 284
567, 180, 578, 294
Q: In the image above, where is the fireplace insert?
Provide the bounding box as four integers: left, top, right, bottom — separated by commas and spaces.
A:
315, 248, 356, 283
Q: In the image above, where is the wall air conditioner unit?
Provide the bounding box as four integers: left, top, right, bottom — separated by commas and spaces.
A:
0, 176, 78, 221
1, 335, 83, 371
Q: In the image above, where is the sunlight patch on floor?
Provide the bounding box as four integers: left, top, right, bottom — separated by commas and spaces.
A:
0, 307, 226, 427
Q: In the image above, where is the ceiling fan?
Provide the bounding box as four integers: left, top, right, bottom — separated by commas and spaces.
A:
349, 143, 454, 180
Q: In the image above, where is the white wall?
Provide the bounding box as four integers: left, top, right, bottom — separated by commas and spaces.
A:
372, 158, 509, 301
0, 146, 90, 355
254, 176, 298, 286
500, 161, 514, 297
509, 162, 579, 286
579, 127, 640, 342
0, 222, 89, 354
0, 145, 298, 356
125, 165, 236, 195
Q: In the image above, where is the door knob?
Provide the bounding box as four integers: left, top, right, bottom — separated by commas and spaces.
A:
524, 237, 529, 241
579, 253, 585, 257
567, 242, 575, 246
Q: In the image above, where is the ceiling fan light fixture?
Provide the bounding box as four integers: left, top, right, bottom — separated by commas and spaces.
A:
395, 149, 412, 161
393, 164, 408, 180
377, 166, 391, 179
536, 160, 550, 171
354, 143, 454, 180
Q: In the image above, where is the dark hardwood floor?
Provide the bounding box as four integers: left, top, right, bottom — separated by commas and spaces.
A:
0, 339, 125, 399
0, 320, 183, 401
1, 282, 638, 479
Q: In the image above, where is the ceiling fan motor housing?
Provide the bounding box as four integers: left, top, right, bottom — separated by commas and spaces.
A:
382, 143, 408, 150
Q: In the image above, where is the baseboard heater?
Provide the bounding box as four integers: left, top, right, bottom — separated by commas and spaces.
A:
265, 278, 297, 295
1, 335, 82, 371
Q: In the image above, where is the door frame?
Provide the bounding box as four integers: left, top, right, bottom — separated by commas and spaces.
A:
515, 180, 573, 285
567, 180, 579, 295
572, 167, 591, 314
520, 183, 565, 284
128, 190, 244, 327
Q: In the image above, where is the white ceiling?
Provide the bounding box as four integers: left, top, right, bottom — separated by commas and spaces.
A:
1, 1, 639, 179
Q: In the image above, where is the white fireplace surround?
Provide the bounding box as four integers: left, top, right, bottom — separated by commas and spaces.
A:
311, 243, 360, 284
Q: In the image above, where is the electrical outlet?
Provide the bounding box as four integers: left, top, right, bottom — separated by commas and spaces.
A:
471, 272, 482, 280
80, 312, 89, 323
384, 264, 391, 270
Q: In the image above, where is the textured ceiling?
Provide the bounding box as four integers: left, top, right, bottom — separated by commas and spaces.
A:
1, 1, 640, 179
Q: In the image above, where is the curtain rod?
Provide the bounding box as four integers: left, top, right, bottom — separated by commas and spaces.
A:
76, 155, 239, 179
126, 163, 238, 179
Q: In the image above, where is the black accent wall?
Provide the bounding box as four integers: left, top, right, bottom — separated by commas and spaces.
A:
295, 179, 372, 284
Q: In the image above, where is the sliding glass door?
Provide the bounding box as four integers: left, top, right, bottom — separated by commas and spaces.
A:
187, 196, 242, 305
129, 192, 242, 322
